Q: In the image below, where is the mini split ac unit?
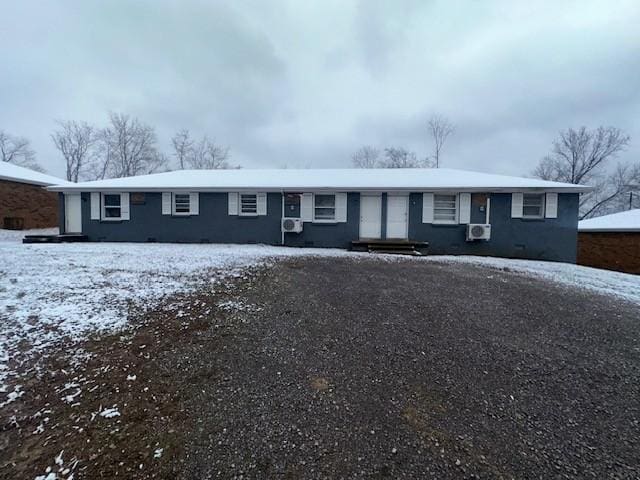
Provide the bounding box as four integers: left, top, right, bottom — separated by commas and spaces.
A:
466, 223, 491, 241
282, 218, 303, 233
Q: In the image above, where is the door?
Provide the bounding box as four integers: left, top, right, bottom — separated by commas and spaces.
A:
359, 194, 382, 239
65, 193, 82, 233
386, 194, 409, 239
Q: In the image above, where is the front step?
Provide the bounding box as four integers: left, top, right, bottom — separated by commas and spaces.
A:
369, 248, 423, 256
23, 234, 89, 244
352, 239, 429, 256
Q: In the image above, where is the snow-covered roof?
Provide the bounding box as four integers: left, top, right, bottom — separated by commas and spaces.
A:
578, 209, 640, 232
47, 168, 591, 193
0, 162, 69, 186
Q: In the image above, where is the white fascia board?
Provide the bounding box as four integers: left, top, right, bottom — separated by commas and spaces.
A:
47, 185, 592, 193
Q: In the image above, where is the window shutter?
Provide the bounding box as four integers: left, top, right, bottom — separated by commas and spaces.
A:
545, 192, 558, 218
190, 192, 199, 215
458, 193, 471, 224
256, 193, 267, 215
336, 193, 347, 222
422, 193, 434, 223
120, 192, 130, 220
511, 193, 523, 218
228, 192, 238, 215
301, 193, 313, 222
162, 192, 172, 215
91, 192, 100, 220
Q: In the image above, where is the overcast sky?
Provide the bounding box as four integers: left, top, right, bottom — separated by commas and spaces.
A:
1, 0, 638, 178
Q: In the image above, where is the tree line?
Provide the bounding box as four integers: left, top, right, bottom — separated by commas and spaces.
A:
349, 117, 638, 219
0, 112, 235, 183
1, 112, 638, 219
351, 114, 455, 169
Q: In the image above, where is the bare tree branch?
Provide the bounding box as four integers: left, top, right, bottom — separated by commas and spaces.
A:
382, 147, 425, 168
186, 136, 234, 169
51, 121, 97, 182
93, 112, 167, 178
351, 146, 380, 168
0, 130, 42, 172
172, 129, 194, 170
533, 126, 632, 217
428, 114, 454, 168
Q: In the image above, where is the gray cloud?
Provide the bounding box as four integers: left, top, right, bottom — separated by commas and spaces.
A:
0, 0, 638, 178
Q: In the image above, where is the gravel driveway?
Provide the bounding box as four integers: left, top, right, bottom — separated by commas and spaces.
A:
167, 257, 640, 479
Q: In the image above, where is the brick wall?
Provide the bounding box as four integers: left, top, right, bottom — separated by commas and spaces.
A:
577, 232, 640, 274
0, 179, 59, 229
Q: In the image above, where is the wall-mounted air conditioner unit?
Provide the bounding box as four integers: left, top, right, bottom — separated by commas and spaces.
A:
282, 218, 303, 233
466, 223, 491, 241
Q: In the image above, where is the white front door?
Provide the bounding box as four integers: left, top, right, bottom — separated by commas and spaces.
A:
65, 193, 82, 233
359, 194, 382, 239
386, 194, 409, 239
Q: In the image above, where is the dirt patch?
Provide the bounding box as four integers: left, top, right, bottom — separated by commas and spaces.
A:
310, 376, 330, 392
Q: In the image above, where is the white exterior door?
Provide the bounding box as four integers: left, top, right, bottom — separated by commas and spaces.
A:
386, 194, 409, 239
65, 193, 82, 233
359, 194, 382, 239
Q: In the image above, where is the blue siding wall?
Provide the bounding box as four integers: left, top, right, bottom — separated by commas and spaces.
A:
284, 193, 360, 248
408, 192, 579, 262
80, 192, 282, 244
66, 190, 579, 262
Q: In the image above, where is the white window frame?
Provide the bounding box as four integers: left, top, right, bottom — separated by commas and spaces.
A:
522, 193, 545, 219
101, 193, 123, 221
313, 193, 337, 223
173, 193, 191, 216
433, 193, 458, 224
239, 193, 258, 216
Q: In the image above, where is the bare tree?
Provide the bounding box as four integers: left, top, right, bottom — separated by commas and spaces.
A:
533, 126, 632, 218
0, 130, 42, 171
186, 136, 233, 169
172, 129, 194, 169
95, 112, 167, 178
51, 121, 97, 182
382, 147, 426, 168
351, 146, 380, 168
580, 162, 640, 218
428, 114, 454, 168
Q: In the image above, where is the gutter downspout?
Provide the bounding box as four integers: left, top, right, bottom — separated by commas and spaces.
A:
281, 190, 285, 245
486, 196, 491, 224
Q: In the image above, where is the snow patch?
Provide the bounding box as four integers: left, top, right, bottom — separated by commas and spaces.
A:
100, 407, 121, 419
428, 255, 640, 304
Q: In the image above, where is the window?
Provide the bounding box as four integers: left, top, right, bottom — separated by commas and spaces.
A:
102, 194, 122, 220
433, 194, 457, 223
173, 193, 191, 215
240, 194, 258, 215
523, 193, 544, 218
314, 194, 336, 221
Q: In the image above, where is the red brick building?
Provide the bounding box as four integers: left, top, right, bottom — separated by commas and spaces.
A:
578, 209, 640, 275
0, 162, 67, 230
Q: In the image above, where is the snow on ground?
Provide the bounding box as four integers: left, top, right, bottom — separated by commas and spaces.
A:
0, 227, 58, 242
0, 240, 356, 397
1, 238, 639, 405
428, 255, 640, 305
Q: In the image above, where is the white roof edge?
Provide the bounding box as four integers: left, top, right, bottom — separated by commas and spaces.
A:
578, 209, 640, 232
44, 168, 592, 193
1, 175, 49, 186
47, 185, 591, 193
0, 168, 69, 186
